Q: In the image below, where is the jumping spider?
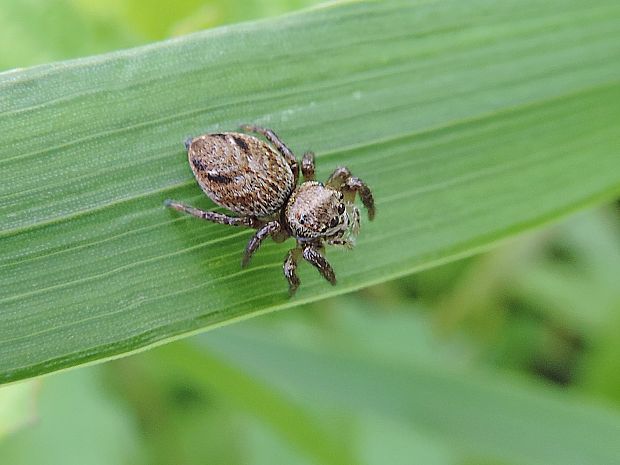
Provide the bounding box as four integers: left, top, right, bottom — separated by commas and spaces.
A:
165, 125, 375, 295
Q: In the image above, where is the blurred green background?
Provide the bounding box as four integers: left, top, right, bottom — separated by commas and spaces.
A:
1, 1, 619, 464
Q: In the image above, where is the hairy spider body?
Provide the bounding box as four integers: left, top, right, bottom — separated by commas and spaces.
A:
187, 132, 295, 217
165, 125, 375, 295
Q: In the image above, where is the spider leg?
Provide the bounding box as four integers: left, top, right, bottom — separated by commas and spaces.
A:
165, 200, 255, 227
349, 204, 361, 237
301, 151, 315, 181
240, 124, 299, 184
242, 220, 281, 268
327, 238, 355, 249
302, 245, 336, 285
284, 247, 302, 296
326, 167, 375, 220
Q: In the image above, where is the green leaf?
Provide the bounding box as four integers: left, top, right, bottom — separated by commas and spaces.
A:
0, 368, 141, 464
156, 343, 356, 465
201, 325, 620, 465
1, 0, 619, 384
0, 381, 39, 439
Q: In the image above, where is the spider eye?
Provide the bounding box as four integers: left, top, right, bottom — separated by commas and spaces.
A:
329, 217, 339, 228
337, 203, 346, 214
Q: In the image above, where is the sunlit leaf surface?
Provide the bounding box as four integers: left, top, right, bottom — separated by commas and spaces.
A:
1, 0, 619, 384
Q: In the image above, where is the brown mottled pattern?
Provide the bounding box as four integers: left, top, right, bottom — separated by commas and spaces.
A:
188, 133, 295, 217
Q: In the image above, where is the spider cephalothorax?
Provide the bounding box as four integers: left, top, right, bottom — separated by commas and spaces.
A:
286, 182, 354, 241
165, 125, 375, 295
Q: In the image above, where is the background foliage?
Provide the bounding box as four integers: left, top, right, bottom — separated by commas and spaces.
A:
1, 1, 619, 464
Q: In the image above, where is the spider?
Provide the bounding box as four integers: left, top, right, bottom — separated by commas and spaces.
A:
165, 125, 375, 295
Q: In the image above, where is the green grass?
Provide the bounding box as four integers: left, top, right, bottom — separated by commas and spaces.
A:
1, 0, 620, 385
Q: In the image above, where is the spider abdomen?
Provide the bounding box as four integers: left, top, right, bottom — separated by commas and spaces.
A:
187, 132, 295, 217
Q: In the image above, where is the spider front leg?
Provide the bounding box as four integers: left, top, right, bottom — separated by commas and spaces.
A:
240, 124, 299, 184
283, 247, 301, 295
301, 151, 315, 181
326, 167, 375, 220
327, 238, 355, 249
302, 245, 336, 286
242, 221, 284, 267
165, 200, 256, 227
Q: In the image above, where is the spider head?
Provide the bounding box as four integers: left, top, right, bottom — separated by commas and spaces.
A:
285, 182, 351, 240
